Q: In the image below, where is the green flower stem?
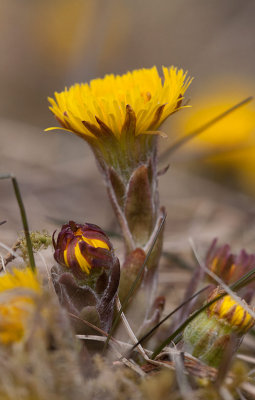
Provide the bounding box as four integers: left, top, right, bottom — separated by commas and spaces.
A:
0, 173, 36, 271
104, 212, 166, 352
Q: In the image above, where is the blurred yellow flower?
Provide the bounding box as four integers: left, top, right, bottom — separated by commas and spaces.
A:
175, 89, 255, 151
0, 268, 41, 344
46, 66, 191, 141
169, 81, 255, 194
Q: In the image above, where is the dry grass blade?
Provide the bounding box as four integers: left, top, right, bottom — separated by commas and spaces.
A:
77, 334, 152, 354
116, 297, 148, 359
171, 350, 195, 400
128, 285, 210, 355
0, 173, 36, 271
117, 358, 146, 377
68, 312, 110, 338
0, 256, 5, 271
151, 267, 255, 359
103, 212, 167, 351
237, 354, 255, 364
70, 313, 142, 372
241, 383, 255, 397
2, 239, 21, 268
77, 334, 146, 376
236, 388, 248, 400
115, 298, 173, 370
0, 242, 23, 264
159, 97, 253, 163
219, 387, 235, 400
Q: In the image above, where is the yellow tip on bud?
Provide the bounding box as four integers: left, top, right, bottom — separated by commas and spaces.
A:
183, 287, 255, 367
207, 288, 255, 333
53, 221, 114, 276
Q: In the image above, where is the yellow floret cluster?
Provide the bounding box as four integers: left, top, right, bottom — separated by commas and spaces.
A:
208, 293, 254, 333
46, 66, 192, 140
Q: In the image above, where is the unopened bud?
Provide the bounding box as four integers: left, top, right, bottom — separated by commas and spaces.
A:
53, 221, 113, 276
183, 287, 255, 367
52, 221, 120, 333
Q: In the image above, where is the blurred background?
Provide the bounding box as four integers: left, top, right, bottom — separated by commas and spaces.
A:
1, 0, 255, 270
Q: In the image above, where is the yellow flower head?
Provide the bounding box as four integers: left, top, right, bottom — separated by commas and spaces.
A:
0, 268, 41, 344
46, 66, 191, 174
207, 287, 255, 334
47, 66, 191, 140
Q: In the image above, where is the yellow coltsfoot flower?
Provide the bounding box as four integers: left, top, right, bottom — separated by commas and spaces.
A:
47, 66, 190, 139
0, 267, 41, 344
183, 287, 255, 368
47, 67, 192, 315
46, 66, 191, 175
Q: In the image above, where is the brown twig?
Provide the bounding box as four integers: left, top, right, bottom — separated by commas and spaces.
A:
2, 239, 21, 269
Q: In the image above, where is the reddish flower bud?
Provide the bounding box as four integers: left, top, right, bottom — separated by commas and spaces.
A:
51, 221, 120, 333
53, 221, 114, 276
206, 239, 255, 286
